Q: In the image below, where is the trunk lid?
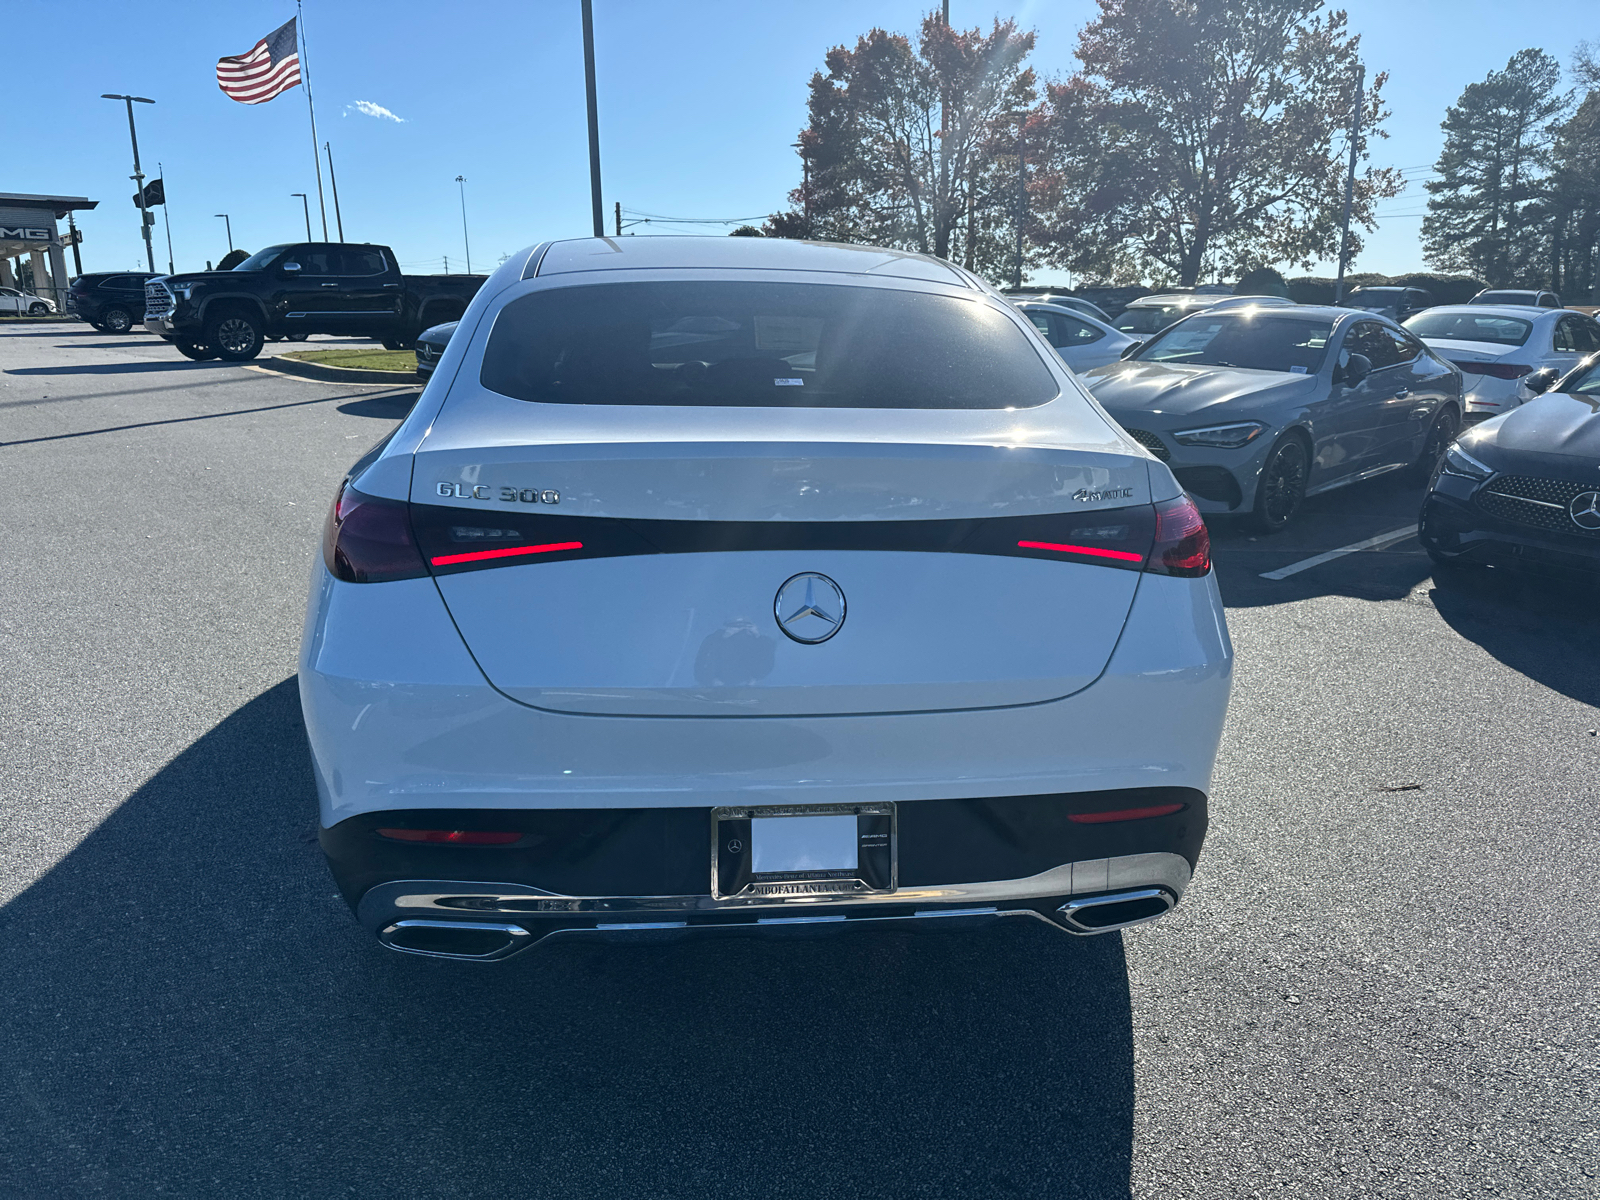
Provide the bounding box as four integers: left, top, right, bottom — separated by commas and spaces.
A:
407, 393, 1154, 718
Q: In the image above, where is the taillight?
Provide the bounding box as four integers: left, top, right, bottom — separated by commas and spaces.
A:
376, 828, 522, 845
1146, 495, 1211, 577
321, 485, 429, 583
1451, 360, 1530, 380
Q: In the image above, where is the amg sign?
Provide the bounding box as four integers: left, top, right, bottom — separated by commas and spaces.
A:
0, 226, 52, 241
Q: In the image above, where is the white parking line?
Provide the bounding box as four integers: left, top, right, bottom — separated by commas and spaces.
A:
1258, 525, 1420, 580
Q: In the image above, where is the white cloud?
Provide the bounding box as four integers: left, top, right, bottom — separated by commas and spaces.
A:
344, 100, 405, 123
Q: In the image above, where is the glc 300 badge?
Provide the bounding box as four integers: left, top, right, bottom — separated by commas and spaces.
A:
437, 482, 560, 505
1073, 486, 1135, 503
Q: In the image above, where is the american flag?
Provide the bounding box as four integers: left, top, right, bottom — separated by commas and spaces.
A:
216, 18, 302, 105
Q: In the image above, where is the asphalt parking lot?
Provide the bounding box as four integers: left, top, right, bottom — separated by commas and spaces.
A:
2, 322, 1597, 1198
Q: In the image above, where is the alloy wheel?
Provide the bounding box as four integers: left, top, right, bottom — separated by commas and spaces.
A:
216, 318, 255, 355
1258, 441, 1307, 528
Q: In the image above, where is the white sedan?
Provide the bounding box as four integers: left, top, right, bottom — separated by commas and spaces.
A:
1013, 300, 1139, 372
301, 235, 1233, 961
1403, 305, 1600, 423
0, 286, 54, 315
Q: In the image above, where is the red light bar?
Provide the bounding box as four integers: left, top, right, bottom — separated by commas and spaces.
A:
1017, 539, 1144, 563
1067, 803, 1184, 824
376, 828, 522, 845
430, 541, 583, 566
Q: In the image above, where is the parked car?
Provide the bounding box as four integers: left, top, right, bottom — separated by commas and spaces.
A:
1342, 285, 1433, 322
69, 272, 158, 333
1402, 306, 1600, 424
304, 234, 1233, 961
1013, 300, 1138, 373
0, 286, 55, 315
1073, 286, 1153, 320
1082, 305, 1462, 532
1009, 292, 1115, 324
143, 242, 485, 362
1111, 294, 1221, 337
414, 319, 457, 380
1420, 353, 1600, 576
1469, 288, 1562, 309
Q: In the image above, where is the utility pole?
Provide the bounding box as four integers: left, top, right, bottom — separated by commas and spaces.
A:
324, 142, 344, 240
215, 213, 232, 253
66, 212, 83, 276
292, 193, 312, 240
1333, 64, 1365, 307
581, 0, 604, 237
102, 94, 157, 273
455, 176, 472, 274
615, 201, 621, 237
792, 140, 811, 229
158, 162, 174, 274
939, 0, 950, 258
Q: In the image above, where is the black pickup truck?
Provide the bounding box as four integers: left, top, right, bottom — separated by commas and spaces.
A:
142, 242, 485, 361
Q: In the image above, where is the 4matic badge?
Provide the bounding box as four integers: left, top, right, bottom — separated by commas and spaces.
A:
1073, 486, 1135, 503
436, 482, 560, 505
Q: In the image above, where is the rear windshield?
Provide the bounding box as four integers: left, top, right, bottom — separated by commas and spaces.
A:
1114, 306, 1184, 335
479, 281, 1058, 408
1472, 291, 1535, 305
1403, 311, 1532, 347
1134, 313, 1334, 373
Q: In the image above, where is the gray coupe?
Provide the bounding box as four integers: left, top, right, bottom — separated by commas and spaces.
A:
1081, 305, 1463, 531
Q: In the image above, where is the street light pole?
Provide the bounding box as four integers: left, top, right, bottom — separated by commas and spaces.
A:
324, 142, 345, 240
581, 0, 604, 238
101, 93, 156, 273
215, 214, 233, 253
455, 176, 472, 275
1333, 64, 1365, 307
291, 193, 312, 241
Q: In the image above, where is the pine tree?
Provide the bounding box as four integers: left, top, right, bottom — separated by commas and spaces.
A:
1422, 50, 1569, 285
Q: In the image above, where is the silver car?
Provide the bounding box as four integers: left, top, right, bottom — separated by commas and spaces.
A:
1402, 305, 1600, 424
1013, 301, 1138, 373
1081, 305, 1463, 531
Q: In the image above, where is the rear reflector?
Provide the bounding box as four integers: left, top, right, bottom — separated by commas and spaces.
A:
376, 829, 523, 845
430, 541, 583, 566
1016, 540, 1143, 563
1067, 803, 1185, 824
1450, 360, 1531, 380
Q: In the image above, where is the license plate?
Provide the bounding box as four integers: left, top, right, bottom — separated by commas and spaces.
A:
711, 803, 895, 900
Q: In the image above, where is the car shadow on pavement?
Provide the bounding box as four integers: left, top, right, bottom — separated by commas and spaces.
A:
5, 361, 223, 375
0, 678, 1135, 1198
337, 391, 420, 419
1429, 566, 1600, 709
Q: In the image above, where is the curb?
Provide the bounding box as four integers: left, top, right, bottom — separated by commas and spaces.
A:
255, 356, 420, 385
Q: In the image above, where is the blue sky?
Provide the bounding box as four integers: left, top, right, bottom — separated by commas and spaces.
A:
18, 0, 1598, 285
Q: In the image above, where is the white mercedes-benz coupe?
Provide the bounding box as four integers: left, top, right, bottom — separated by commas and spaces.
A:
300, 236, 1233, 961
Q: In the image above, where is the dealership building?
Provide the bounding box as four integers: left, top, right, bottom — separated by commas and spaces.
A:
1, 192, 99, 311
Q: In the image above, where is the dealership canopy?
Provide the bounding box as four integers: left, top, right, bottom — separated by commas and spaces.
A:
0, 193, 99, 309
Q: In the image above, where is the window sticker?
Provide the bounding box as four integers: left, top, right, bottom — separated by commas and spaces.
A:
774, 378, 804, 386
754, 315, 824, 356
1289, 365, 1308, 373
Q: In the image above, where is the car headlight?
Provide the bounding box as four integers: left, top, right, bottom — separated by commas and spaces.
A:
170, 283, 200, 300
1441, 443, 1494, 481
1170, 421, 1267, 448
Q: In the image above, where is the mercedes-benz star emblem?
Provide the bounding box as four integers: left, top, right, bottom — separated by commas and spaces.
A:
774, 572, 846, 644
1570, 491, 1600, 531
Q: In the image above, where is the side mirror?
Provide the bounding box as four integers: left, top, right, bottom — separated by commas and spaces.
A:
1338, 352, 1372, 386
281, 261, 301, 273
1522, 367, 1560, 396
1119, 340, 1144, 360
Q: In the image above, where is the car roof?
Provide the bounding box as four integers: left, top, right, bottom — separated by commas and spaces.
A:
531, 235, 973, 286
1126, 293, 1214, 307
1012, 300, 1120, 332
1417, 304, 1553, 318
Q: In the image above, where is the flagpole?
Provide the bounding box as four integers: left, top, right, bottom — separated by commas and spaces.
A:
297, 0, 329, 239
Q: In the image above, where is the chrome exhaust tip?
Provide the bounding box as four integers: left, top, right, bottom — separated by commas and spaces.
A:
378, 919, 532, 960
1057, 888, 1174, 935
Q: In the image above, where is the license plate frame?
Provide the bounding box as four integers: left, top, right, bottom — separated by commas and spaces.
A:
710, 803, 896, 901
